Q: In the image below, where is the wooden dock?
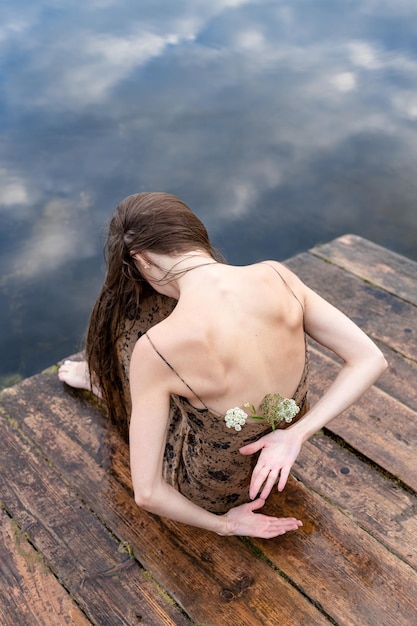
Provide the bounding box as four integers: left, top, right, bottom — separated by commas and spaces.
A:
0, 234, 416, 626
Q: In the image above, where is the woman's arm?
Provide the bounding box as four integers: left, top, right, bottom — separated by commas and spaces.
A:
240, 276, 388, 500
129, 336, 302, 538
294, 282, 388, 439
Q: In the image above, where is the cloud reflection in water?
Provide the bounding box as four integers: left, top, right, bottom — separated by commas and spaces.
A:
1, 0, 417, 379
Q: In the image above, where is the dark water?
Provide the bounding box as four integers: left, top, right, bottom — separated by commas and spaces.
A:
1, 0, 417, 386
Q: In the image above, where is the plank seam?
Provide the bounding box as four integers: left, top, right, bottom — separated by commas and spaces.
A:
0, 501, 94, 625
307, 248, 417, 309
291, 464, 417, 572
239, 537, 340, 626
0, 406, 191, 625
308, 342, 417, 414
322, 428, 416, 497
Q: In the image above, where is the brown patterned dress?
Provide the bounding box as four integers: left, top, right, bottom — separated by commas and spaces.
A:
116, 274, 309, 514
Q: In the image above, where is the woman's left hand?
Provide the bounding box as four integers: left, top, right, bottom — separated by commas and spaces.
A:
239, 429, 303, 500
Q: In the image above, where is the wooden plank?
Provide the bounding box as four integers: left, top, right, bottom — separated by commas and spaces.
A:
301, 237, 417, 413
268, 238, 417, 626
307, 346, 417, 491
0, 410, 192, 626
0, 375, 331, 626
254, 478, 417, 626
136, 515, 331, 626
310, 334, 417, 414
372, 338, 417, 412
311, 234, 417, 306
8, 373, 417, 626
285, 252, 417, 361
0, 508, 91, 626
2, 234, 415, 626
294, 434, 417, 570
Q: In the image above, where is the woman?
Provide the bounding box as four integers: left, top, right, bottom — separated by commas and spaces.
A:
59, 192, 387, 539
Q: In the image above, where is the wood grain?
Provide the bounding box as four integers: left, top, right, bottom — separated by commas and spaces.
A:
286, 252, 417, 361
294, 434, 417, 570
0, 408, 192, 626
1, 234, 416, 626
0, 509, 90, 626
307, 346, 417, 491
312, 234, 417, 306
0, 375, 329, 626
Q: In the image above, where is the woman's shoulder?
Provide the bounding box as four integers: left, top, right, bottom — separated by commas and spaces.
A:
251, 260, 306, 295
255, 259, 296, 277
134, 314, 193, 362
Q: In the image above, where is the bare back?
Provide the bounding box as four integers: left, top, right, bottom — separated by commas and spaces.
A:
141, 261, 306, 415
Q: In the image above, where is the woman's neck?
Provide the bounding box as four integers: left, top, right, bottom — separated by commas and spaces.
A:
143, 251, 221, 299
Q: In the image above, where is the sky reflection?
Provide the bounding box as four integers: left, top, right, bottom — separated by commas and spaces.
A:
1, 0, 417, 381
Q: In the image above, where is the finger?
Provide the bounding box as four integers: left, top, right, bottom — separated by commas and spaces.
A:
259, 470, 279, 500
249, 465, 270, 500
239, 440, 263, 455
275, 517, 303, 529
248, 497, 266, 512
256, 516, 303, 539
277, 466, 290, 492
266, 517, 303, 531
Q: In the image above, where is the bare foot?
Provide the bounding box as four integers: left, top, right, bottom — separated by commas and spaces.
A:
58, 360, 102, 398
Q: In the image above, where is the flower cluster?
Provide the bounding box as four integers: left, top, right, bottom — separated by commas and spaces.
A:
224, 407, 248, 431
252, 393, 300, 430
224, 393, 300, 432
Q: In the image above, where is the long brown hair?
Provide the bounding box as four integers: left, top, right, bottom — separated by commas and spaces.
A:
86, 192, 224, 440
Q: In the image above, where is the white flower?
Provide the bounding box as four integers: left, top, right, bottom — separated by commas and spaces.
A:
281, 398, 300, 422
224, 395, 300, 432
224, 407, 248, 431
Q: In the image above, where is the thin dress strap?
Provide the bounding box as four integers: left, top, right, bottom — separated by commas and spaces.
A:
145, 333, 209, 410
261, 262, 305, 323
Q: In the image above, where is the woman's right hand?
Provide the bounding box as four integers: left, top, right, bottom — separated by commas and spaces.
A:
221, 498, 302, 538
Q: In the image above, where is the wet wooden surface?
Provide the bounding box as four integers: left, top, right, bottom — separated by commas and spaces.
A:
1, 234, 416, 626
